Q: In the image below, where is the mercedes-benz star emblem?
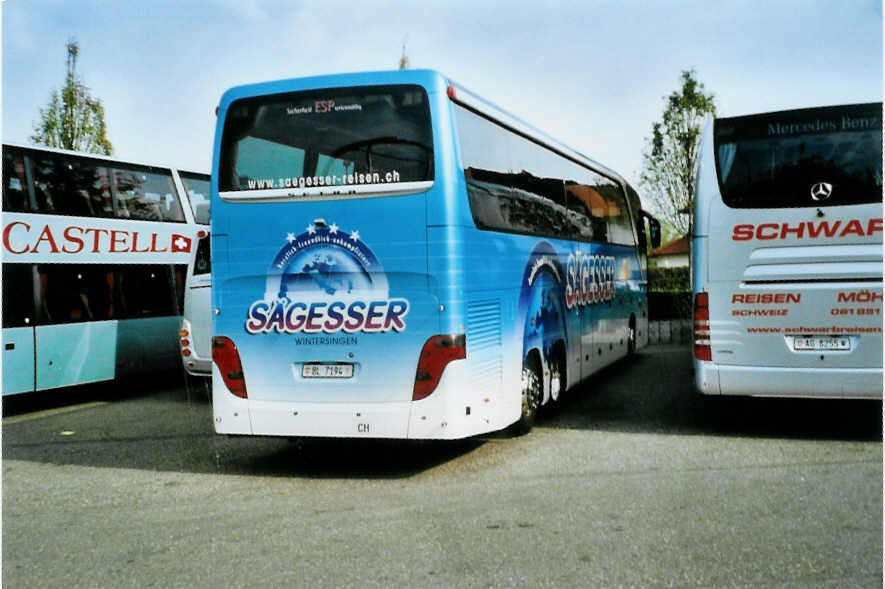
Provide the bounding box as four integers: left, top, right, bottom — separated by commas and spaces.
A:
810, 182, 833, 201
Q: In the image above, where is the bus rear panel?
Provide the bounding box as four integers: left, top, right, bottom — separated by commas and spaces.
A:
211, 72, 476, 438
693, 103, 882, 398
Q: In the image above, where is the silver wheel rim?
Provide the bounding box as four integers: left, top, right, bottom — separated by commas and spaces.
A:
521, 365, 541, 417
549, 359, 562, 402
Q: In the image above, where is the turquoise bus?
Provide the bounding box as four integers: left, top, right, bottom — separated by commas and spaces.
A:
1, 143, 208, 395
210, 70, 659, 438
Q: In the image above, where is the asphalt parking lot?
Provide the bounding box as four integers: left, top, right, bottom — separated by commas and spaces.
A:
3, 344, 881, 588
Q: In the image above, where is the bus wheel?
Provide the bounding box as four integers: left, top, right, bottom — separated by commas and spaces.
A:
549, 348, 565, 403
510, 354, 542, 435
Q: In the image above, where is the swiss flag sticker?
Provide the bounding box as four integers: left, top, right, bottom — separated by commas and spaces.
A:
171, 234, 192, 253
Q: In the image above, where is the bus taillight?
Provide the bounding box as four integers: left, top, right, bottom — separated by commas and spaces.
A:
693, 293, 712, 362
212, 336, 248, 398
413, 334, 466, 401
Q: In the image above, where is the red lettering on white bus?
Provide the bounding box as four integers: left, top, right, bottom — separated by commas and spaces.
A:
62, 226, 85, 254
34, 225, 60, 253
806, 220, 840, 238
83, 228, 109, 253
150, 233, 168, 252
840, 219, 864, 237
732, 218, 883, 241
756, 223, 780, 240
110, 230, 128, 253
131, 232, 152, 253
3, 221, 30, 253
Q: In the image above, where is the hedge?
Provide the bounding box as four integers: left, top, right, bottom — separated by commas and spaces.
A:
647, 292, 692, 320
648, 266, 690, 293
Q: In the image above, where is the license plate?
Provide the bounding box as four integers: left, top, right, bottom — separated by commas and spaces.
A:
302, 363, 354, 378
794, 337, 850, 351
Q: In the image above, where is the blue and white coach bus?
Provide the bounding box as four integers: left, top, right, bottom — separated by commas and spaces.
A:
1, 143, 208, 395
210, 70, 660, 438
692, 103, 882, 398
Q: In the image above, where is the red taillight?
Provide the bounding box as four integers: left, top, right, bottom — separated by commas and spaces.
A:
212, 336, 247, 398
413, 334, 466, 401
446, 85, 457, 100
693, 292, 712, 361
181, 349, 191, 357
180, 338, 190, 347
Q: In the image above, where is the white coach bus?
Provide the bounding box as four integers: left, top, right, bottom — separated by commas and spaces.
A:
1, 143, 208, 395
692, 103, 882, 398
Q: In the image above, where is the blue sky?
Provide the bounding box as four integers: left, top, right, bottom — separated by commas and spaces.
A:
3, 0, 882, 192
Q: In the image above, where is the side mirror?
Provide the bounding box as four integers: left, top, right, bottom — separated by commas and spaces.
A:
648, 216, 662, 249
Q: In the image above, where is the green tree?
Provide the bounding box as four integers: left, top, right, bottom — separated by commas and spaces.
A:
640, 70, 715, 236
31, 39, 113, 155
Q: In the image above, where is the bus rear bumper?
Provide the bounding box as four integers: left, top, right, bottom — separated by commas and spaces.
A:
211, 362, 501, 439
694, 361, 883, 399
212, 369, 412, 437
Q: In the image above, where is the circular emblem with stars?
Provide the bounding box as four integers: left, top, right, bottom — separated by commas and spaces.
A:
264, 220, 388, 302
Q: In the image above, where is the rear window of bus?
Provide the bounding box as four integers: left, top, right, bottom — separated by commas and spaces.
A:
219, 84, 433, 192
714, 103, 882, 209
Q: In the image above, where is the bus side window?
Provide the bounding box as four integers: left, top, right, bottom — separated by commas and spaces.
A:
565, 183, 601, 242
117, 266, 176, 318
28, 154, 111, 217
2, 263, 36, 327
29, 155, 63, 214
38, 265, 98, 323
180, 173, 211, 225
77, 162, 113, 218
3, 147, 30, 212
111, 168, 184, 223
194, 236, 211, 275
586, 180, 610, 243
606, 186, 635, 246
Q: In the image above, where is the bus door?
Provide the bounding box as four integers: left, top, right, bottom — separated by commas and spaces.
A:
34, 265, 117, 390
2, 264, 37, 395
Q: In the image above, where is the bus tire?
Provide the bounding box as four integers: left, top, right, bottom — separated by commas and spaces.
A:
510, 352, 542, 436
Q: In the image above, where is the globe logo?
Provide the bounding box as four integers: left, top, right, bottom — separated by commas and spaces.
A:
265, 220, 388, 303
282, 249, 374, 298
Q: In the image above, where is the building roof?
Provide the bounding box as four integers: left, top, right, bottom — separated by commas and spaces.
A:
649, 234, 689, 257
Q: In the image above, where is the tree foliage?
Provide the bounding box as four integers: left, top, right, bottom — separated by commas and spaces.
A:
640, 70, 715, 235
31, 39, 113, 155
